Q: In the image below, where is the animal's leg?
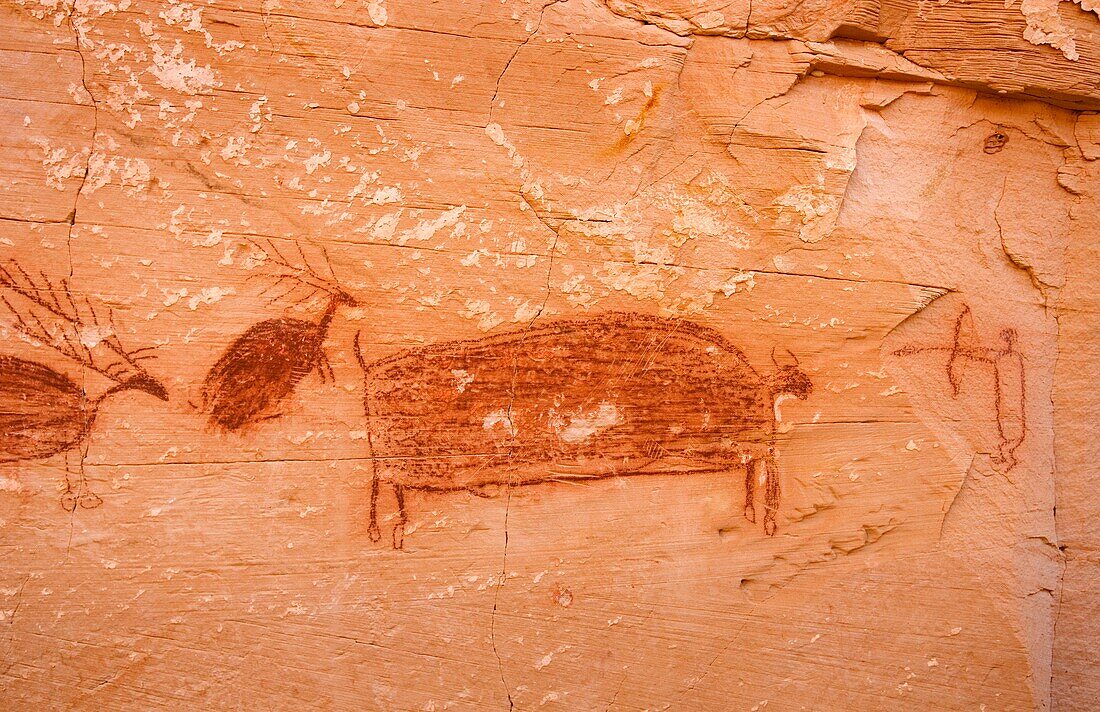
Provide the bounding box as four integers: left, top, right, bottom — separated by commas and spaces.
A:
367, 475, 381, 542
762, 448, 780, 536
318, 350, 334, 383
76, 438, 102, 509
60, 452, 77, 512
743, 458, 756, 523
392, 484, 407, 550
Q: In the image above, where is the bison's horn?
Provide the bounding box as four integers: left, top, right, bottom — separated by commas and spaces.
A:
771, 346, 799, 368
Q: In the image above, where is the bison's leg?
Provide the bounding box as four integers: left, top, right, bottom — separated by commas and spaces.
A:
392, 484, 407, 550
743, 458, 757, 523
762, 448, 780, 536
59, 452, 77, 512
367, 474, 381, 542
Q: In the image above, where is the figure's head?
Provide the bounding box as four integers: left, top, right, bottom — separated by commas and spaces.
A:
123, 374, 170, 402
315, 287, 359, 323
767, 366, 813, 400
333, 287, 360, 308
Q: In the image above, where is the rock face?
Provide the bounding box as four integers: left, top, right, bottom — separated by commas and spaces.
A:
0, 0, 1095, 709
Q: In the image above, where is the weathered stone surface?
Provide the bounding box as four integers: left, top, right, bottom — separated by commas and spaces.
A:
605, 0, 1100, 107
0, 0, 1095, 709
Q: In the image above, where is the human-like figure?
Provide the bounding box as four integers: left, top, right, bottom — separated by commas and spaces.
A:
894, 306, 1026, 470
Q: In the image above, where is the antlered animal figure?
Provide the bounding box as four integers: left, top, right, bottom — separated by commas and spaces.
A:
0, 357, 167, 509
354, 312, 812, 548
0, 260, 169, 510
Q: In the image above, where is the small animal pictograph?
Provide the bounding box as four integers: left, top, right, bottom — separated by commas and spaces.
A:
0, 260, 168, 510
200, 239, 358, 432
354, 312, 813, 548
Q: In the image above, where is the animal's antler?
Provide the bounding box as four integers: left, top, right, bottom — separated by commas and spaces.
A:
242, 236, 355, 306
0, 259, 157, 383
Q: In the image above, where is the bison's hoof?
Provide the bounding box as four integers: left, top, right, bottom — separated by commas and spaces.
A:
744, 504, 756, 523
392, 527, 405, 550
59, 491, 78, 512
367, 523, 381, 543
78, 491, 103, 509
763, 518, 777, 536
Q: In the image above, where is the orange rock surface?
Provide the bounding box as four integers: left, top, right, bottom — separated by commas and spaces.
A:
0, 0, 1096, 709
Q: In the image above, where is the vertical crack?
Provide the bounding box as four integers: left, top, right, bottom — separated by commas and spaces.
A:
938, 456, 976, 541
487, 197, 560, 711
2, 576, 30, 665
489, 489, 514, 711
66, 1, 98, 251
5, 576, 29, 629
65, 0, 98, 549
487, 0, 566, 125
1049, 543, 1067, 712
672, 614, 757, 709
1047, 241, 1066, 712
519, 194, 561, 329
604, 671, 627, 711
993, 177, 1050, 307
485, 181, 562, 712
481, 6, 571, 704
259, 1, 279, 58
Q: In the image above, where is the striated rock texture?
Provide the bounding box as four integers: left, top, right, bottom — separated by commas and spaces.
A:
0, 0, 1096, 709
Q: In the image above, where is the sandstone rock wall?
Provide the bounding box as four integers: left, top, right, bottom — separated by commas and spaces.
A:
0, 0, 1096, 709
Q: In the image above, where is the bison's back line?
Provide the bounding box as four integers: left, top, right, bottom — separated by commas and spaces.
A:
360, 311, 753, 373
